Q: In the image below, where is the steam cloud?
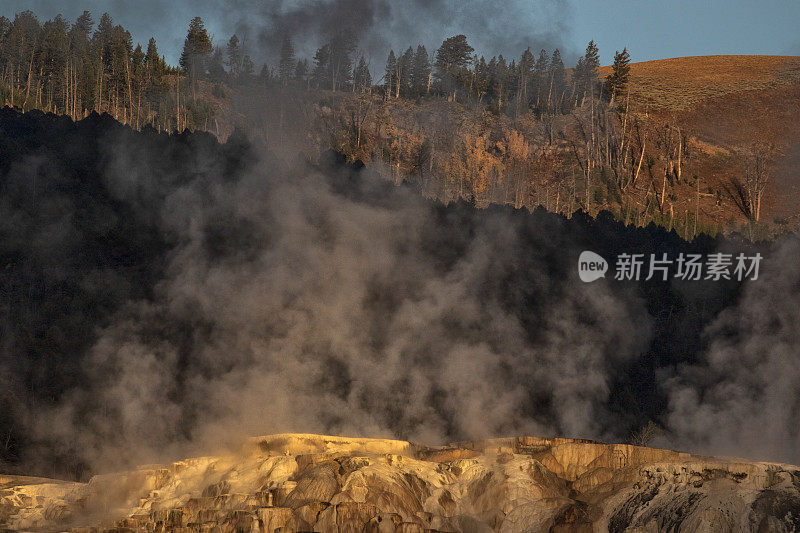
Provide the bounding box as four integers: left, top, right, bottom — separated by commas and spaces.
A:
1, 109, 798, 478
241, 0, 573, 65
12, 114, 648, 472
663, 237, 800, 464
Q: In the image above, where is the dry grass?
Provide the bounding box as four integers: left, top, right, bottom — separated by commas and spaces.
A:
599, 55, 800, 110
597, 56, 800, 223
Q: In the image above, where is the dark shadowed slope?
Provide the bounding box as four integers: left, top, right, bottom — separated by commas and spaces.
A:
0, 109, 797, 482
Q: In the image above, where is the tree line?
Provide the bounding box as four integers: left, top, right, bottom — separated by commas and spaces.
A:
11, 11, 730, 235
0, 11, 260, 132
0, 11, 178, 128
0, 10, 635, 131
274, 31, 632, 117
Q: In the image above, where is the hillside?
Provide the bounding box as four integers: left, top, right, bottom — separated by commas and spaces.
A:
600, 55, 800, 224
598, 55, 800, 111
3, 433, 800, 531
1, 7, 798, 234
197, 55, 800, 236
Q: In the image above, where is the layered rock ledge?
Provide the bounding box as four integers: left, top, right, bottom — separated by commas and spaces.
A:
2, 433, 799, 531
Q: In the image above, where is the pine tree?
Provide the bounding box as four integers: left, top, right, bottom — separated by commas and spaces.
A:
384, 50, 396, 97
474, 56, 489, 100
144, 36, 166, 97
411, 45, 430, 95
585, 40, 600, 71
131, 42, 145, 125
549, 49, 566, 103
312, 43, 330, 88
179, 17, 212, 83
241, 54, 254, 82
40, 15, 69, 111
294, 58, 309, 86
435, 35, 473, 77
399, 46, 414, 97
517, 48, 534, 107
226, 34, 242, 79
574, 55, 586, 90
73, 11, 92, 35
491, 54, 510, 111
7, 11, 43, 109
577, 40, 600, 99
63, 12, 92, 115
145, 37, 158, 70
278, 35, 295, 86
434, 34, 474, 99
91, 13, 133, 116
353, 56, 371, 92
327, 30, 356, 91
93, 12, 113, 42
207, 47, 226, 81
533, 49, 548, 106
606, 47, 631, 103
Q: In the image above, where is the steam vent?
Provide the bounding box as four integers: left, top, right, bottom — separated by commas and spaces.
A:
2, 433, 800, 531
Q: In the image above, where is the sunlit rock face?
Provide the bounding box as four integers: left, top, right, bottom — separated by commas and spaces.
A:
2, 434, 800, 532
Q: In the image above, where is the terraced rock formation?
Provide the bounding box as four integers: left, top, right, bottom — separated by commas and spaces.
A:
2, 433, 800, 531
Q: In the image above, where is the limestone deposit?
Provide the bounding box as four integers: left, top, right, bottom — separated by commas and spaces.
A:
2, 433, 800, 531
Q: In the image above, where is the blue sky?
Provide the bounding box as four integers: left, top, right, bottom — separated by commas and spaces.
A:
575, 0, 800, 63
1, 0, 799, 67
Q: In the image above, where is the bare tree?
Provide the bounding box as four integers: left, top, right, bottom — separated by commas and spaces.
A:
742, 143, 775, 223
628, 421, 661, 447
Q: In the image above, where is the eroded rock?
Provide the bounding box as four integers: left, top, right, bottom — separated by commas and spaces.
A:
2, 433, 799, 532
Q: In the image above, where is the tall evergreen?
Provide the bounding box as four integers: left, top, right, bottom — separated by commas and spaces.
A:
241, 54, 254, 81
145, 37, 158, 70
7, 11, 43, 108
39, 15, 69, 110
399, 46, 414, 96
411, 45, 430, 95
517, 48, 534, 107
278, 35, 295, 86
226, 34, 242, 78
533, 49, 548, 106
294, 58, 309, 85
144, 36, 166, 92
207, 47, 226, 81
179, 16, 212, 83
327, 30, 356, 91
384, 49, 396, 96
491, 54, 510, 110
312, 43, 330, 88
435, 35, 474, 77
435, 34, 474, 99
574, 40, 600, 102
474, 56, 489, 100
583, 40, 600, 96
606, 47, 631, 103
353, 55, 372, 92
549, 49, 566, 100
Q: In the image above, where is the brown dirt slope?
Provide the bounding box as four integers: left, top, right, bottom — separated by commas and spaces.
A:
601, 55, 800, 224
599, 55, 800, 111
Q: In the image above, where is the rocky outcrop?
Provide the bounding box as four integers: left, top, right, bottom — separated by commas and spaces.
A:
2, 434, 799, 532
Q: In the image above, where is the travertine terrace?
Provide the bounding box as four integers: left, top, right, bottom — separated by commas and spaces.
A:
2, 433, 800, 531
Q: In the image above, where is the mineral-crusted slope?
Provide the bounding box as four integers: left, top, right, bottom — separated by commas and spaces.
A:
2, 434, 799, 531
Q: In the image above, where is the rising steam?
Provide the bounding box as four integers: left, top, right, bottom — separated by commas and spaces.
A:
0, 110, 797, 478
